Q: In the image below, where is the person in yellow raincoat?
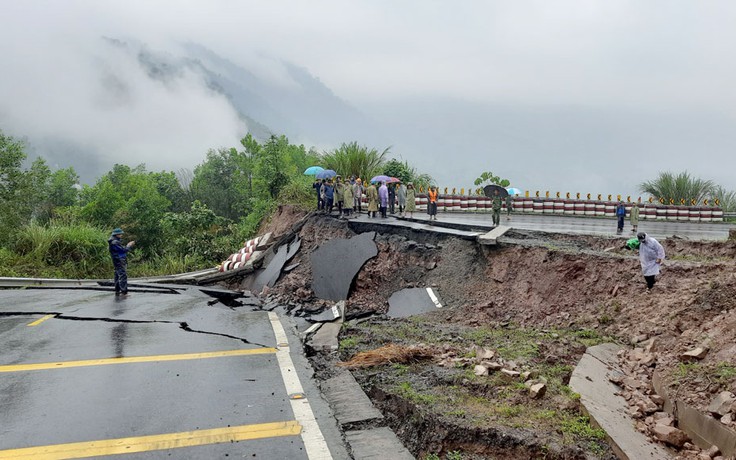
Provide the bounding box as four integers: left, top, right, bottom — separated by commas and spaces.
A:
366, 182, 379, 218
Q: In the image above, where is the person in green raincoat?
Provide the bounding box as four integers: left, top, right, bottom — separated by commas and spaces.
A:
491, 190, 503, 226
343, 182, 354, 218
405, 183, 416, 218
622, 237, 640, 250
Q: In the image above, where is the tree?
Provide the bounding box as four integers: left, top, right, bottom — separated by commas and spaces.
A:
383, 158, 434, 188
474, 171, 510, 188
48, 167, 80, 208
190, 148, 246, 220
0, 131, 29, 244
253, 135, 289, 200
80, 164, 171, 258
639, 171, 714, 203
321, 142, 389, 181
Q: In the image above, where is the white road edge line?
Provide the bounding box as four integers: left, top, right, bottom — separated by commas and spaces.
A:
426, 288, 443, 308
268, 312, 333, 460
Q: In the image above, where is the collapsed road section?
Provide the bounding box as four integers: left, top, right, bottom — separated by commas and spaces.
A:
228, 207, 736, 459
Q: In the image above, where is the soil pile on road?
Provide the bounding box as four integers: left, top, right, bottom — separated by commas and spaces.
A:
256, 208, 736, 459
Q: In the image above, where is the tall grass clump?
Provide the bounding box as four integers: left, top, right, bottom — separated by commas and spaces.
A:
277, 177, 315, 211
12, 222, 110, 278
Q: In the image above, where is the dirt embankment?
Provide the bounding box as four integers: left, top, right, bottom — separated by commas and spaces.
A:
259, 208, 736, 459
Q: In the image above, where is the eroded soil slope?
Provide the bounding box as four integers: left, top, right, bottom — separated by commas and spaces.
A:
258, 209, 736, 459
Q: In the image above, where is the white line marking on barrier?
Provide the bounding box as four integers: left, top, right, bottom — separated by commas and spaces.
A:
426, 288, 443, 308
268, 312, 333, 460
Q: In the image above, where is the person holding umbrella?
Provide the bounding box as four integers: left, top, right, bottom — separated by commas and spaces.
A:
505, 194, 513, 221
323, 180, 335, 214
388, 182, 396, 214
313, 178, 323, 211
378, 181, 389, 218
491, 189, 503, 226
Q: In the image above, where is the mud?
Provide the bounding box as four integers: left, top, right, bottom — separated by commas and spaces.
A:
253, 207, 736, 459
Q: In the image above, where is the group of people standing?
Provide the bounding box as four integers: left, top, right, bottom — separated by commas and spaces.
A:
615, 201, 640, 234
313, 176, 417, 219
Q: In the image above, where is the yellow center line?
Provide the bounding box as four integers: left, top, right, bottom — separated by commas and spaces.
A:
27, 315, 55, 327
0, 420, 302, 459
0, 348, 277, 373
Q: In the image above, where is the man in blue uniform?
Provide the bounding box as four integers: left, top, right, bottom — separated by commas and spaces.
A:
108, 228, 135, 296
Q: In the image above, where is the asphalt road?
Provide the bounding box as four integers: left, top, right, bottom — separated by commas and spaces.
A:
0, 288, 346, 459
396, 211, 734, 240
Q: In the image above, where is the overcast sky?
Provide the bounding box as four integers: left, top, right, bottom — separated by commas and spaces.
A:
1, 1, 735, 195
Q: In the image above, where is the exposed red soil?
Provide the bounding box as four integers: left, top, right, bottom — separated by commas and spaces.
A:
258, 207, 736, 457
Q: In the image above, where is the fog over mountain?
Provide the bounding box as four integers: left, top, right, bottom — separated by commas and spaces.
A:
1, 1, 735, 196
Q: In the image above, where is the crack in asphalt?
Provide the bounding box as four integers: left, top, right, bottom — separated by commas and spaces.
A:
0, 312, 271, 348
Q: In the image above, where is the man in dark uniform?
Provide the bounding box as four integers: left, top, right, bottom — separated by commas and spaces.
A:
108, 228, 135, 296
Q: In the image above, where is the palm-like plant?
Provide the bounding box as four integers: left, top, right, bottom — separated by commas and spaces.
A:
711, 185, 736, 212
639, 171, 714, 203
321, 142, 390, 181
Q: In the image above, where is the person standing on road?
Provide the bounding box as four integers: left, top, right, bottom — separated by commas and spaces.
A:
352, 178, 363, 213
397, 182, 407, 217
405, 183, 416, 218
491, 190, 502, 227
505, 195, 513, 221
366, 182, 378, 218
323, 180, 335, 214
313, 179, 323, 211
637, 232, 665, 291
108, 228, 135, 296
388, 183, 396, 214
343, 180, 354, 218
616, 201, 626, 234
378, 181, 389, 218
428, 186, 438, 221
630, 203, 640, 234
335, 177, 344, 216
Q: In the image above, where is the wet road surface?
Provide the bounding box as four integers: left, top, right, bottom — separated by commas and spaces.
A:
351, 211, 734, 241
0, 289, 345, 459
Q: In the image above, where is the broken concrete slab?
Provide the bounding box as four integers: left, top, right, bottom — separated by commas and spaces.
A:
307, 301, 345, 351
321, 370, 383, 425
477, 225, 511, 245
308, 321, 342, 352
245, 237, 301, 294
306, 301, 344, 323
311, 232, 377, 301
570, 343, 671, 460
345, 427, 414, 460
386, 287, 443, 318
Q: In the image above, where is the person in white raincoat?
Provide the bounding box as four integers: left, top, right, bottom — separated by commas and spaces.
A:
637, 232, 665, 291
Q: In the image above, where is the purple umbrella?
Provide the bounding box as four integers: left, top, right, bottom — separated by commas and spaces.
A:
316, 169, 337, 180
371, 175, 391, 184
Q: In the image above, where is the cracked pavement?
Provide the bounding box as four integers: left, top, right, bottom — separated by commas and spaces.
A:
0, 287, 347, 459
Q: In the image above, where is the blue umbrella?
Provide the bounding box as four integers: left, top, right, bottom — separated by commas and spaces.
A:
304, 166, 324, 176
371, 175, 391, 184
506, 187, 523, 195
316, 169, 337, 180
